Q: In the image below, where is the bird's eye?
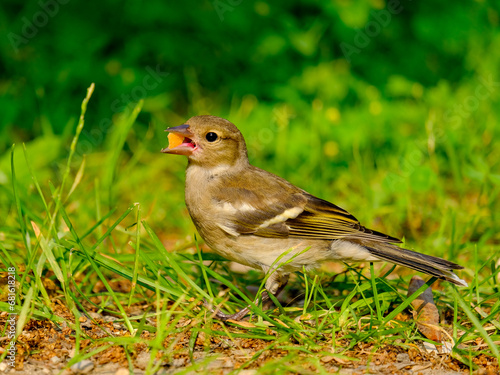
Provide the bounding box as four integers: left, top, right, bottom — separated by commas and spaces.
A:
206, 132, 218, 142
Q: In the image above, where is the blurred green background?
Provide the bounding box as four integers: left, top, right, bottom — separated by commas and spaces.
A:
0, 0, 499, 264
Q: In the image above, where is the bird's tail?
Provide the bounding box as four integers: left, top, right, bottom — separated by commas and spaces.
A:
365, 243, 468, 287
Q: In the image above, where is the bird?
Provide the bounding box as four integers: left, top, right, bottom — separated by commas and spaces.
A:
161, 115, 467, 321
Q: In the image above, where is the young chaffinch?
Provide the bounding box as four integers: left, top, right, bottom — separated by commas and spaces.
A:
162, 115, 467, 321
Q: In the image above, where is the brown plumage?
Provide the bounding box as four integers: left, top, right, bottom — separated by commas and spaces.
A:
162, 115, 467, 321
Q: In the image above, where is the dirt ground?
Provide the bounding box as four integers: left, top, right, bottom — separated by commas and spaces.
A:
1, 302, 498, 375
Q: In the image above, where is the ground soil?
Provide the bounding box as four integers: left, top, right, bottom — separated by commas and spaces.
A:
1, 302, 498, 375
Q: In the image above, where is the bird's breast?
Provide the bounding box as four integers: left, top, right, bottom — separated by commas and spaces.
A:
184, 164, 352, 272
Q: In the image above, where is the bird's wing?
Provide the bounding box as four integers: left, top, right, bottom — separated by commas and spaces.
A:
286, 194, 402, 243
213, 169, 401, 244
212, 184, 307, 238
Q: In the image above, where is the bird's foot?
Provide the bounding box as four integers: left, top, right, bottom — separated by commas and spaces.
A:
203, 299, 253, 321
203, 291, 273, 321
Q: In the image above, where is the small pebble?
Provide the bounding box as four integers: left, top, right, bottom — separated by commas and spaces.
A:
172, 358, 185, 367
320, 355, 335, 363
396, 353, 410, 362
135, 351, 151, 370
114, 368, 129, 375
88, 312, 102, 320
70, 359, 94, 374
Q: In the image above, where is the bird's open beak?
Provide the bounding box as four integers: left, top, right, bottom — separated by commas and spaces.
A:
161, 124, 197, 156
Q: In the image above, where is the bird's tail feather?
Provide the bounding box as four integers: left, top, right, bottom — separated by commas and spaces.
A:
365, 244, 468, 287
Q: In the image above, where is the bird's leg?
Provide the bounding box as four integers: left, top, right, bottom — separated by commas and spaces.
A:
262, 273, 289, 310
203, 299, 253, 321
204, 273, 289, 321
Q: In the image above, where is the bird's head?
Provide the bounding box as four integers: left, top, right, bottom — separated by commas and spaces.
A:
162, 115, 249, 169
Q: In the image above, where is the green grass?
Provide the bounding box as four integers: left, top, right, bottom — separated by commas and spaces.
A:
0, 82, 499, 374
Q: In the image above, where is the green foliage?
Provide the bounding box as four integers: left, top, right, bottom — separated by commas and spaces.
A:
0, 0, 499, 372
1, 0, 499, 146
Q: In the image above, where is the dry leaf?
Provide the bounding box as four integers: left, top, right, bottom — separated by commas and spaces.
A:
227, 320, 257, 328
407, 276, 441, 343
